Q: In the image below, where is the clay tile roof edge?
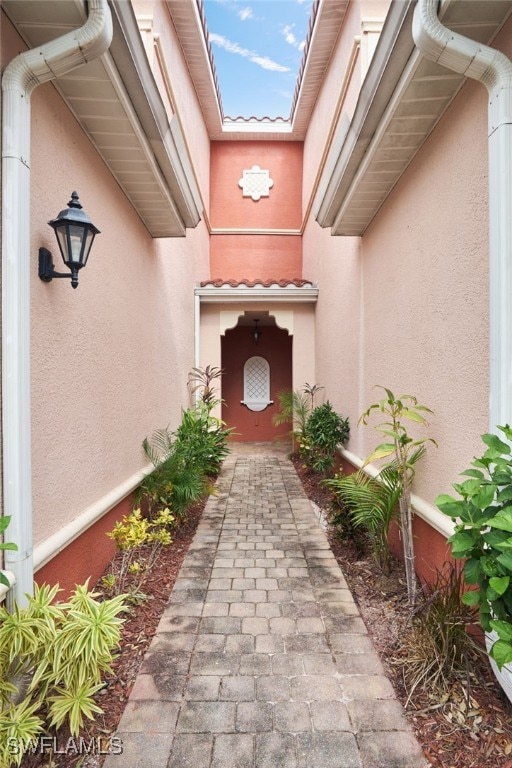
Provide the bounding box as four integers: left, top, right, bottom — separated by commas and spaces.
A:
199, 278, 316, 288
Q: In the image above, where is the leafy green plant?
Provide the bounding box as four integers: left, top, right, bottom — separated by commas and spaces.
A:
303, 382, 324, 410
138, 425, 208, 519
0, 516, 18, 589
436, 426, 512, 671
104, 507, 173, 597
399, 563, 483, 703
188, 365, 224, 406
300, 401, 349, 475
138, 400, 231, 521
273, 382, 324, 442
360, 387, 436, 603
175, 401, 231, 477
273, 389, 312, 438
0, 582, 127, 766
325, 465, 401, 571
145, 453, 203, 516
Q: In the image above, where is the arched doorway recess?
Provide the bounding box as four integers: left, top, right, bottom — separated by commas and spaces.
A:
221, 312, 292, 441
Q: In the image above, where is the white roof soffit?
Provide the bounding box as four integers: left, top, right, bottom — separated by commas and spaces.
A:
196, 282, 319, 303
166, 0, 349, 141
2, 0, 202, 237
315, 0, 512, 236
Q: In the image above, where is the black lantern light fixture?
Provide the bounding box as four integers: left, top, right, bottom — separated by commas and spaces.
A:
39, 191, 100, 289
252, 318, 261, 344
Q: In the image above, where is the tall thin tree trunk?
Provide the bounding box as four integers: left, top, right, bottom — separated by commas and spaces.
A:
399, 482, 417, 604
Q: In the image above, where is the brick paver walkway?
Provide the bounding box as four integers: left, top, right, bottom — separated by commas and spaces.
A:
104, 444, 428, 768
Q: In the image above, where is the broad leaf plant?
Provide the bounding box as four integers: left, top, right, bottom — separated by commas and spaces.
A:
437, 425, 512, 671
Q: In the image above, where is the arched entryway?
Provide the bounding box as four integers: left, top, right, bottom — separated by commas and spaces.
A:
221, 312, 292, 441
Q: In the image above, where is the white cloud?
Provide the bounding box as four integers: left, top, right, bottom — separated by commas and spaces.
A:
282, 23, 306, 51
251, 55, 288, 72
209, 33, 290, 72
238, 7, 253, 21
283, 24, 297, 46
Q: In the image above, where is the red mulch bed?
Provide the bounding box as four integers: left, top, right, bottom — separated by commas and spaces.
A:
291, 454, 512, 768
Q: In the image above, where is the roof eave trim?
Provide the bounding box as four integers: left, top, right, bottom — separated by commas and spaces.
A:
314, 0, 417, 230
109, 0, 203, 229
195, 287, 319, 303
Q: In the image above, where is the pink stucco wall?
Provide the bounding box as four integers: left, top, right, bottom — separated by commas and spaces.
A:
359, 74, 489, 504
210, 142, 303, 280
302, 1, 368, 443
304, 11, 491, 511
302, 222, 361, 429
2, 13, 209, 552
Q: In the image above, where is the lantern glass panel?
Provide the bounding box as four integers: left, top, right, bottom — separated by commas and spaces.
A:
82, 228, 96, 266
62, 223, 86, 267
54, 225, 68, 264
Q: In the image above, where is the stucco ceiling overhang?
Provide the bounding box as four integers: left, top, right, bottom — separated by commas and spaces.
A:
196, 279, 319, 303
166, 0, 349, 141
315, 0, 512, 236
2, 0, 203, 237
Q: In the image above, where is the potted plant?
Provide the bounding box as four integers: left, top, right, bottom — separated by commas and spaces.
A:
436, 426, 512, 702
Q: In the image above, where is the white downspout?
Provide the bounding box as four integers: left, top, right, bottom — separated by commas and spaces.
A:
1, 0, 112, 609
413, 0, 512, 434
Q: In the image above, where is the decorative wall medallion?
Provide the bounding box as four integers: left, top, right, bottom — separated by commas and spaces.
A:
238, 165, 274, 201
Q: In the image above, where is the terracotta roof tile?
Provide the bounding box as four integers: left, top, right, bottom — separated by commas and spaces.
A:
199, 278, 315, 288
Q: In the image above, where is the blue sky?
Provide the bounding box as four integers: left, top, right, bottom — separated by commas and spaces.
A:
202, 0, 314, 119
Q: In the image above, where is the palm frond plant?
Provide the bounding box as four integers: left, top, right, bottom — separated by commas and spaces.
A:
137, 427, 206, 519
325, 464, 401, 571
273, 389, 312, 438
141, 427, 174, 469
137, 399, 231, 520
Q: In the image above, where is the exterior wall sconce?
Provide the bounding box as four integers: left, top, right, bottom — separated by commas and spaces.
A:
252, 319, 261, 343
39, 191, 100, 289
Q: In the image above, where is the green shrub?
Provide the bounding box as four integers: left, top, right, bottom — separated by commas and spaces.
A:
273, 383, 324, 442
0, 582, 127, 766
137, 402, 231, 520
175, 402, 231, 477
437, 426, 512, 670
300, 401, 349, 475
325, 465, 401, 571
